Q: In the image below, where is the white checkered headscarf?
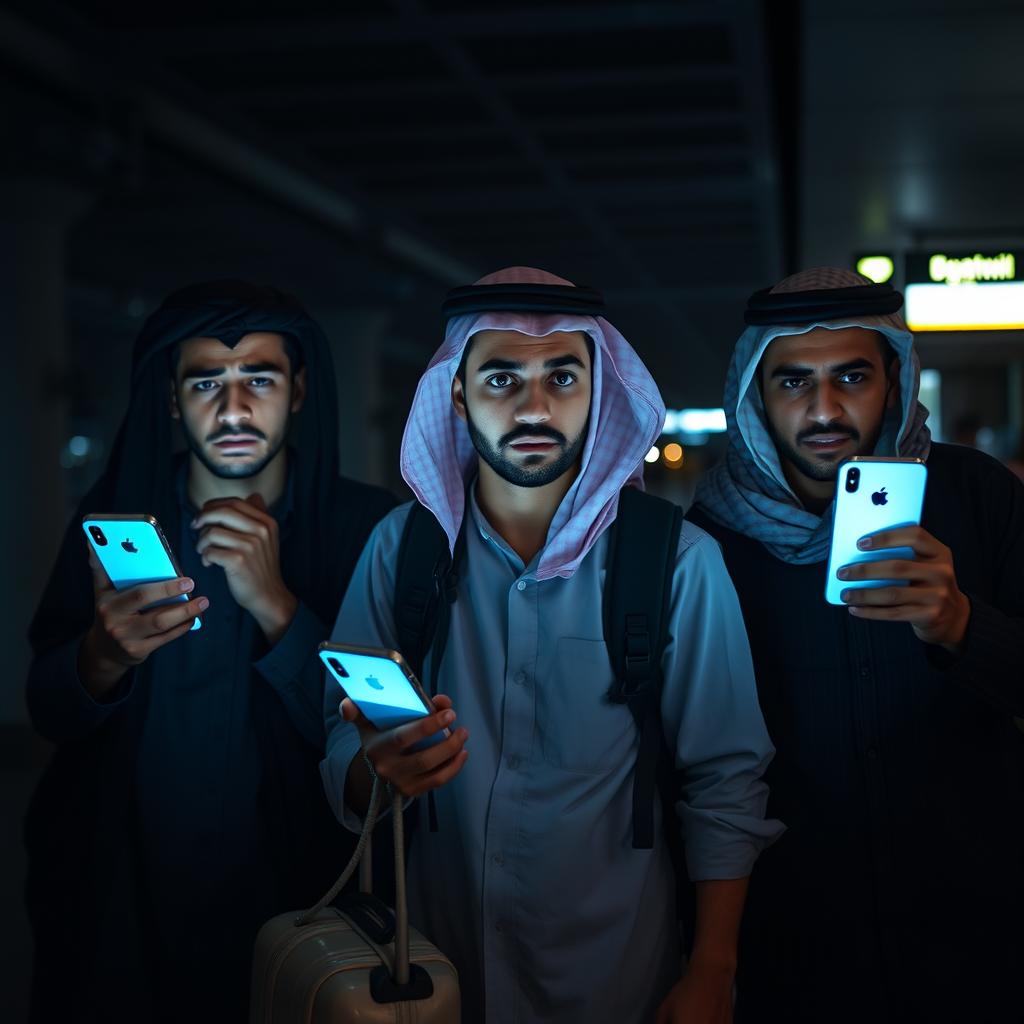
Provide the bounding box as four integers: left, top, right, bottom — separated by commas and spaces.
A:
400, 267, 666, 581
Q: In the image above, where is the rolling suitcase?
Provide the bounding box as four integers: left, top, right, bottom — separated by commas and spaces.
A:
250, 778, 460, 1023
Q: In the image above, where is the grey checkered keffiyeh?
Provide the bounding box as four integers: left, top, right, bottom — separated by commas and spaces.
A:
695, 267, 932, 565
400, 266, 666, 581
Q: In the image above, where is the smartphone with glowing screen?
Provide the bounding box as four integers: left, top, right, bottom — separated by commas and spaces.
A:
319, 642, 448, 749
82, 514, 201, 630
825, 457, 928, 606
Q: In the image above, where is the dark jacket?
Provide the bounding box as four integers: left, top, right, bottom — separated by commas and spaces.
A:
690, 443, 1024, 1024
24, 471, 394, 1024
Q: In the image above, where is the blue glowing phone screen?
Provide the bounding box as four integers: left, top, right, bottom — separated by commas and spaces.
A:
320, 650, 430, 730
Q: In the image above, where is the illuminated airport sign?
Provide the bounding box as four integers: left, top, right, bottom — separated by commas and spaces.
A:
660, 408, 726, 447
663, 408, 726, 434
904, 249, 1024, 331
855, 254, 895, 284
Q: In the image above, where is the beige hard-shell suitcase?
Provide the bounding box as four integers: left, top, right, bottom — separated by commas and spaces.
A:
250, 781, 460, 1023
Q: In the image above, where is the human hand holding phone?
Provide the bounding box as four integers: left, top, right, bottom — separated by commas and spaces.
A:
341, 693, 469, 803
837, 524, 971, 651
78, 547, 210, 700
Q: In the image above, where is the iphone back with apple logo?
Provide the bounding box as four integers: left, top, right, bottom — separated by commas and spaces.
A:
82, 514, 201, 630
319, 642, 448, 747
825, 457, 928, 605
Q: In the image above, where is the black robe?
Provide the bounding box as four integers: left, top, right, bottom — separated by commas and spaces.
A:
690, 442, 1024, 1023
23, 282, 396, 1023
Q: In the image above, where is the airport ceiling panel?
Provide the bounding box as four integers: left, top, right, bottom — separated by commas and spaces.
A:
81, 2, 781, 287
2, 0, 791, 374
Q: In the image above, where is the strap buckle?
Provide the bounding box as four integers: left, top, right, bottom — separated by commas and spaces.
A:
610, 614, 652, 701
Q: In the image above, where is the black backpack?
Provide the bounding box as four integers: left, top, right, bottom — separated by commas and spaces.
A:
393, 486, 683, 850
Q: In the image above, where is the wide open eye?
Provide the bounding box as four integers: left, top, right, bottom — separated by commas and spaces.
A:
486, 373, 516, 390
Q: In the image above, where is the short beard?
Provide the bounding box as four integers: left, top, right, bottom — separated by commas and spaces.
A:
179, 419, 288, 480
466, 410, 587, 488
767, 419, 871, 483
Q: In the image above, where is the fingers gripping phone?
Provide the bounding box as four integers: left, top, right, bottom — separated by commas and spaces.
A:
319, 642, 449, 749
82, 514, 201, 630
825, 457, 928, 605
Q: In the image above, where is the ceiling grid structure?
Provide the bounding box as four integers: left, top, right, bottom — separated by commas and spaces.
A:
2, 0, 793, 405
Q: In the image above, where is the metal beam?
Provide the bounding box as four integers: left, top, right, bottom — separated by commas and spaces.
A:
0, 6, 478, 286
223, 65, 737, 107
111, 5, 728, 57
295, 112, 744, 148
304, 149, 750, 181
383, 180, 754, 213
390, 0, 719, 354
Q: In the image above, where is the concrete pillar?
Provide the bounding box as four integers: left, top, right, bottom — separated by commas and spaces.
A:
0, 179, 91, 726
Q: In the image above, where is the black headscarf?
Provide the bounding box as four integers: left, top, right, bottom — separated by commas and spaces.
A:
96, 279, 343, 624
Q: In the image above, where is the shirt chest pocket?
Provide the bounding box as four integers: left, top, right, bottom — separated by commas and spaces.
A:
535, 637, 638, 774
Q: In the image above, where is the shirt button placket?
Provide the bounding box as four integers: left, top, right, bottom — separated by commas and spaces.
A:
484, 573, 534, 1020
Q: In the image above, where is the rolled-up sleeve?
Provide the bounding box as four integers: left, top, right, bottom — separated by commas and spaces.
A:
320, 504, 411, 829
660, 525, 786, 880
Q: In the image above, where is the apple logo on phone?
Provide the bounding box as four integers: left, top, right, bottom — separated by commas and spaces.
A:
871, 488, 888, 506
365, 675, 384, 691
121, 539, 138, 553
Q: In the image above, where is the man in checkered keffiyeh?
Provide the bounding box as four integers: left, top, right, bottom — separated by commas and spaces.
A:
689, 267, 1024, 1022
399, 265, 666, 580
323, 267, 782, 1023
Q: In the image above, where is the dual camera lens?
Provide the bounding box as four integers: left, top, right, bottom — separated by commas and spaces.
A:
328, 658, 349, 678
88, 525, 108, 546
845, 467, 860, 493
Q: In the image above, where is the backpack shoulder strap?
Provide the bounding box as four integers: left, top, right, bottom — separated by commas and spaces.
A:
394, 502, 455, 683
603, 486, 684, 849
392, 502, 464, 835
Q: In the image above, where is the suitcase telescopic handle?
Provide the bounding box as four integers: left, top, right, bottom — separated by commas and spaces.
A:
293, 780, 413, 982
391, 789, 410, 986
295, 775, 385, 925
295, 779, 436, 1002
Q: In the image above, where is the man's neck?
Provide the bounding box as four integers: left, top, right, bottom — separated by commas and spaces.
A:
475, 460, 578, 567
187, 448, 288, 510
780, 459, 835, 517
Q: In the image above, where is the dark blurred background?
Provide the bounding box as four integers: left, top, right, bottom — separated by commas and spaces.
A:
2, 2, 1024, 1017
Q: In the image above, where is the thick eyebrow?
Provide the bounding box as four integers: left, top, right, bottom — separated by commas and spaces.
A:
181, 362, 285, 380
769, 358, 875, 380
475, 353, 586, 374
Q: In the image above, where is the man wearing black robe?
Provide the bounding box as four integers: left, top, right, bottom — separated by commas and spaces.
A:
24, 281, 395, 1023
689, 268, 1023, 1022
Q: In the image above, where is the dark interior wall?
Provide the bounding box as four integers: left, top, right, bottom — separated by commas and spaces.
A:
939, 364, 1009, 437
